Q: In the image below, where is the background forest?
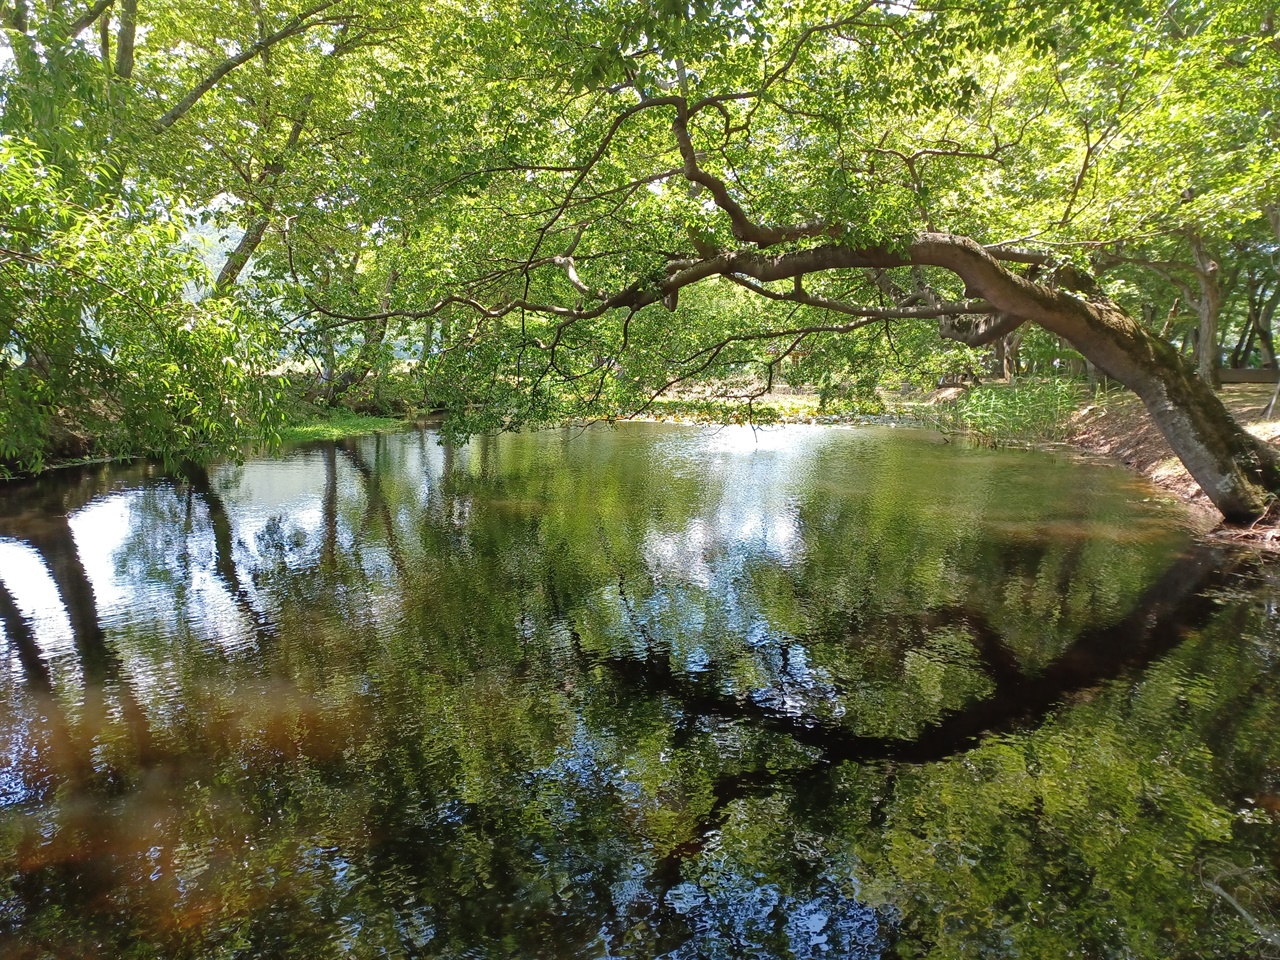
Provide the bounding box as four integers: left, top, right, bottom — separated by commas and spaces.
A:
0, 0, 1276, 475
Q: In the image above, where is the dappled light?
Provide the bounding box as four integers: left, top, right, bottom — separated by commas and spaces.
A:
1, 426, 1278, 957
3, 0, 1280, 955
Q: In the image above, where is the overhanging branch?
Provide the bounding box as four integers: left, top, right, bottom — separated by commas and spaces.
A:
67, 0, 113, 39
155, 1, 343, 130
727, 274, 993, 320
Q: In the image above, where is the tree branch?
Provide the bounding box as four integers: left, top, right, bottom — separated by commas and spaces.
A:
67, 0, 112, 39
522, 95, 683, 267
672, 103, 839, 247
726, 274, 993, 320
112, 0, 134, 78
155, 0, 342, 130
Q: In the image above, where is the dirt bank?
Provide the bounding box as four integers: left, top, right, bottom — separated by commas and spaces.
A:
1066, 383, 1280, 538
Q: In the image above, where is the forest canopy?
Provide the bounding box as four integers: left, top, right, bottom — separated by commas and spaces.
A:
1, 0, 1277, 515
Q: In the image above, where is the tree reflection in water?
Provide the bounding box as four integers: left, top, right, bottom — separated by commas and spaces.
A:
0, 424, 1278, 959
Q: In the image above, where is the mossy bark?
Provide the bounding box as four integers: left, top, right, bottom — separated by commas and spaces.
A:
709, 234, 1280, 521
912, 235, 1280, 522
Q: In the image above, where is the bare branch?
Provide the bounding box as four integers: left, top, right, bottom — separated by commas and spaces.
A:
672, 103, 839, 248
523, 95, 684, 265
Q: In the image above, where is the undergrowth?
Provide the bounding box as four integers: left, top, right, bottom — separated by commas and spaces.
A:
916, 379, 1094, 444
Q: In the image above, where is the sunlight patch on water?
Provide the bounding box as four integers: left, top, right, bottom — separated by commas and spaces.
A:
68, 495, 134, 612
0, 539, 77, 670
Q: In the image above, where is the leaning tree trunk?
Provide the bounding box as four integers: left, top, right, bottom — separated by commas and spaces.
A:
1249, 272, 1280, 369
665, 232, 1279, 520
914, 235, 1280, 522
214, 216, 269, 294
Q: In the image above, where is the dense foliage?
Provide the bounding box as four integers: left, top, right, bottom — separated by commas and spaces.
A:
0, 0, 1277, 480
0, 139, 281, 472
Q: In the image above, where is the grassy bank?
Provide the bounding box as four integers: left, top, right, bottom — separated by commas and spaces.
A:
278, 409, 409, 443
905, 379, 1094, 444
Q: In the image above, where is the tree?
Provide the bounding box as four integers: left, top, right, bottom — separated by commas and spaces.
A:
0, 0, 438, 466
1045, 0, 1280, 385
5, 0, 1279, 519
291, 0, 1280, 520
0, 139, 282, 473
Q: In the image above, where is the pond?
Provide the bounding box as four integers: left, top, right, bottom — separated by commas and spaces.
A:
1, 423, 1279, 958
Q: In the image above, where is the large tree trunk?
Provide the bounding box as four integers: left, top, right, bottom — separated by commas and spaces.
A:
113, 0, 136, 79
326, 233, 406, 402
1188, 234, 1222, 388
912, 235, 1280, 522
1258, 282, 1280, 369
708, 234, 1280, 521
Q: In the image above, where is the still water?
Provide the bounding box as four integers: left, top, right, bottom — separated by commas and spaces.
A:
1, 423, 1279, 958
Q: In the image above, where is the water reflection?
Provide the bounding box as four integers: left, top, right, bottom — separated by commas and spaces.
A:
0, 424, 1278, 958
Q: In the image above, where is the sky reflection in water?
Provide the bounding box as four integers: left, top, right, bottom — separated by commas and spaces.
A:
1, 423, 1279, 959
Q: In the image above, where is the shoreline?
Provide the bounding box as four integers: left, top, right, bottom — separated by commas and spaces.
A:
1063, 383, 1280, 541
9, 387, 1280, 544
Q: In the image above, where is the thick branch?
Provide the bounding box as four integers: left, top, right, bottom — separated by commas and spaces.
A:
1, 1, 26, 32
515, 233, 1280, 519
727, 274, 993, 321
67, 0, 112, 39
112, 0, 134, 78
213, 99, 314, 294
984, 244, 1049, 265
552, 255, 598, 297
155, 0, 340, 130
214, 217, 269, 294
938, 311, 1027, 347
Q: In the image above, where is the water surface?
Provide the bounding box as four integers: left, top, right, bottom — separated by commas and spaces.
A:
1, 423, 1279, 958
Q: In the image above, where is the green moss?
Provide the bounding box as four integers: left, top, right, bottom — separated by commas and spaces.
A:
278, 410, 409, 443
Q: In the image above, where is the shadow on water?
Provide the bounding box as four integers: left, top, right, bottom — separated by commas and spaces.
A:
0, 425, 1278, 959
602, 544, 1233, 770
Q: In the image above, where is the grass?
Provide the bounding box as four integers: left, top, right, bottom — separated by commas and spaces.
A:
910, 379, 1092, 444
272, 380, 1099, 447
278, 409, 409, 443
641, 392, 886, 424
645, 394, 814, 423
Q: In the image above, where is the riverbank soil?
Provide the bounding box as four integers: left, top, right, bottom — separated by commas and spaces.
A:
1067, 384, 1280, 536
